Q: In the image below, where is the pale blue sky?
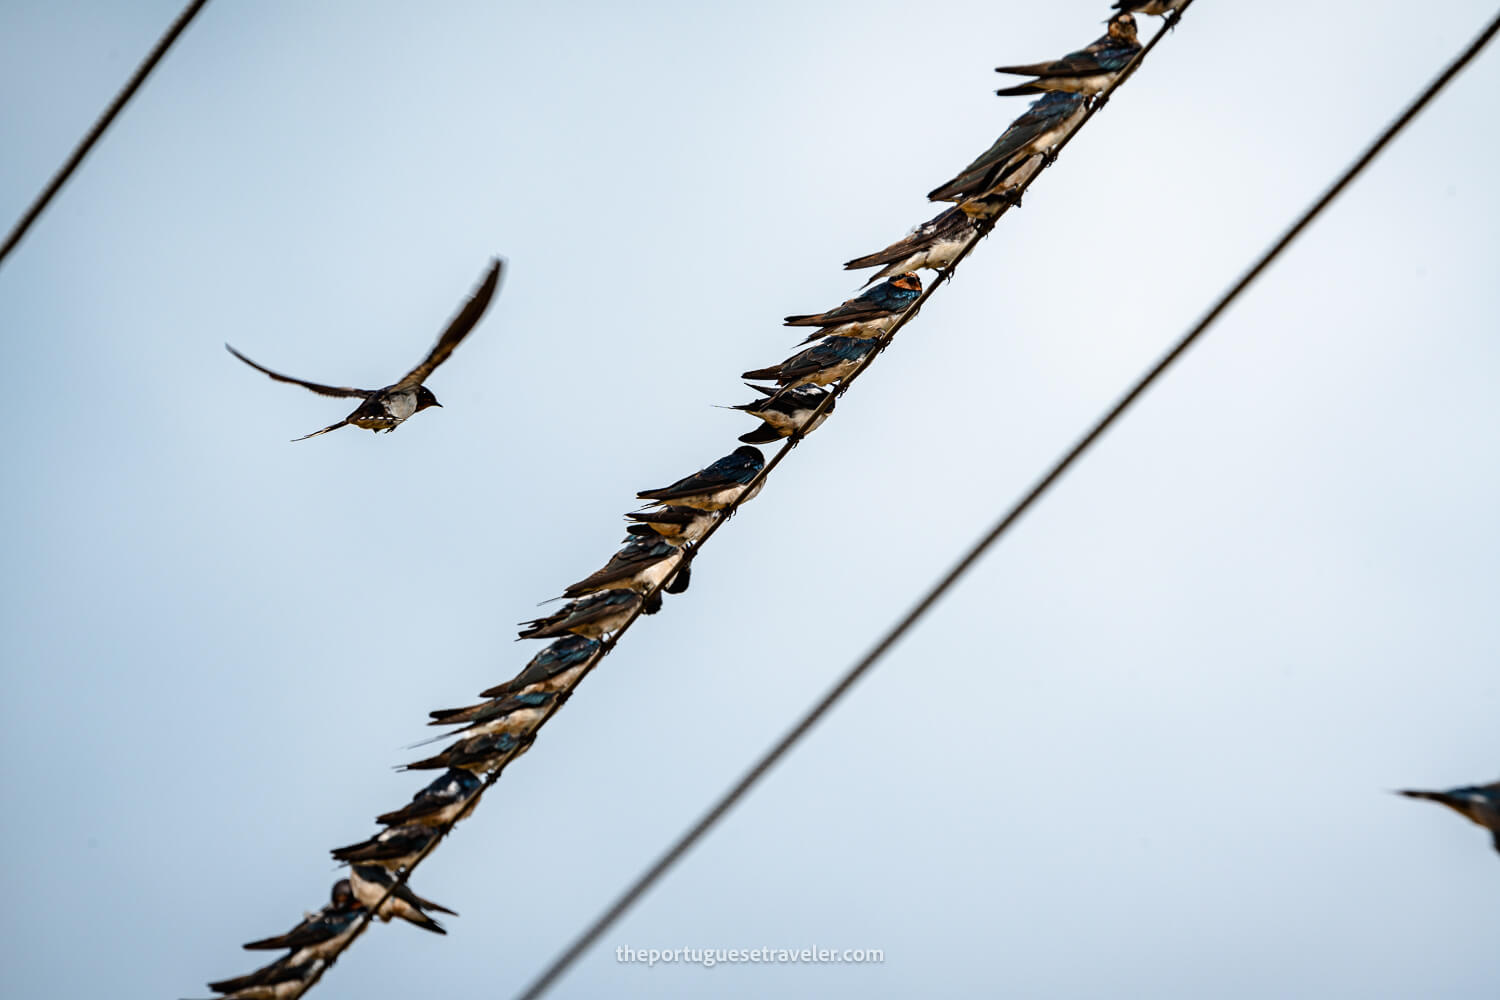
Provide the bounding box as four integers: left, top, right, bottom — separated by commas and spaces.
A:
1, 2, 1497, 998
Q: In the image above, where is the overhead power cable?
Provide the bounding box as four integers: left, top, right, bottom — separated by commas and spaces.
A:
0, 0, 213, 271
513, 6, 1500, 998
258, 5, 1205, 998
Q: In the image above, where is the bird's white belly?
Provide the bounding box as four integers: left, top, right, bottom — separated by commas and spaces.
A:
763, 406, 828, 435
1001, 154, 1044, 191
413, 798, 467, 827
466, 705, 550, 739
760, 409, 800, 433
385, 391, 418, 420
524, 663, 589, 693
291, 924, 358, 962
693, 485, 745, 509
588, 605, 637, 634
650, 511, 714, 542
920, 237, 972, 269
800, 356, 863, 387
633, 550, 684, 589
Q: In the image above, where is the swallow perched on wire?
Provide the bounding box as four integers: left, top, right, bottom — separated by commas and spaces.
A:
476, 635, 601, 699
240, 880, 362, 963
518, 588, 642, 640
1112, 0, 1187, 17
784, 272, 922, 344
330, 824, 438, 870
401, 730, 531, 773
951, 152, 1045, 219
348, 864, 456, 935
994, 13, 1140, 97
844, 208, 980, 283
624, 506, 717, 545
420, 689, 558, 743
204, 955, 323, 998
928, 93, 1086, 204
227, 258, 502, 441
731, 384, 835, 444
1398, 780, 1500, 855
561, 534, 684, 597
636, 446, 766, 511
375, 768, 483, 828
742, 336, 877, 389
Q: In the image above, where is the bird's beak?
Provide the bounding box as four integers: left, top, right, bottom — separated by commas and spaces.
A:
432, 401, 444, 408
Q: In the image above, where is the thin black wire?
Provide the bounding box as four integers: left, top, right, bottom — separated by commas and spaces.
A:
274, 6, 1202, 998
514, 7, 1500, 999
0, 0, 213, 271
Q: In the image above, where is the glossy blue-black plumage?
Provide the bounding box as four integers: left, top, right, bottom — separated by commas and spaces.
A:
784, 272, 923, 330
477, 635, 601, 699
329, 823, 437, 866
638, 446, 765, 501
742, 335, 877, 387
401, 730, 530, 772
733, 383, 835, 443
375, 767, 482, 826
562, 533, 682, 597
517, 587, 643, 639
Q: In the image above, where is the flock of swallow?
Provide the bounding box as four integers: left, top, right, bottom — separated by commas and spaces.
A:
199, 3, 1496, 996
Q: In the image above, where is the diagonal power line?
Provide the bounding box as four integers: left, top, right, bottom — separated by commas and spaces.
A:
513, 7, 1500, 998
266, 6, 1204, 998
0, 0, 213, 271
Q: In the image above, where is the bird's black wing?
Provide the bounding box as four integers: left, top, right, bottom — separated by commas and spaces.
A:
392, 258, 503, 391
242, 916, 333, 951
844, 210, 963, 269
398, 882, 458, 916
995, 35, 1113, 79
995, 54, 1100, 78
928, 123, 1044, 201
738, 424, 784, 444
226, 344, 371, 398
784, 293, 892, 328
376, 797, 444, 826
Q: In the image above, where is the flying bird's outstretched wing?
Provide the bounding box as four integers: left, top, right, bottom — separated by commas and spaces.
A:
391, 258, 504, 392
225, 344, 371, 398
